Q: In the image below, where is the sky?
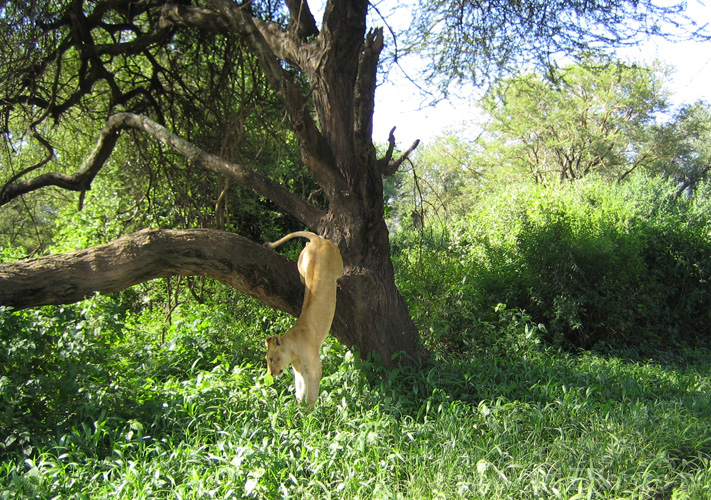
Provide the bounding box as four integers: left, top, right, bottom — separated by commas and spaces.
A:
370, 1, 711, 146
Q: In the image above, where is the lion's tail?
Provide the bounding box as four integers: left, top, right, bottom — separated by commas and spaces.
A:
263, 231, 320, 250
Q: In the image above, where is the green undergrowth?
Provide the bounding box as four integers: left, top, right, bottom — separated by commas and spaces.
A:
392, 176, 711, 353
2, 300, 711, 499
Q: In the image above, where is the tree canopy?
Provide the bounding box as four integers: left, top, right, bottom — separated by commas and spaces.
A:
405, 0, 708, 95
386, 58, 711, 231
481, 57, 670, 183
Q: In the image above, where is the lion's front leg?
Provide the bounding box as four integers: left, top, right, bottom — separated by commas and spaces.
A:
293, 367, 306, 404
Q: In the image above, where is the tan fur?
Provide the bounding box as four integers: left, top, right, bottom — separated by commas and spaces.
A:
264, 231, 344, 406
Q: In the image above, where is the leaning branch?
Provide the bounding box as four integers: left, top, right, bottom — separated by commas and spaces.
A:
0, 228, 304, 315
0, 227, 365, 354
1, 123, 120, 205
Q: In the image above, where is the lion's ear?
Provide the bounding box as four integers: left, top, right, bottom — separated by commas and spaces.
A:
266, 336, 281, 347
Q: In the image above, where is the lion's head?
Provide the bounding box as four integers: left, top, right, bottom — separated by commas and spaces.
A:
265, 335, 288, 377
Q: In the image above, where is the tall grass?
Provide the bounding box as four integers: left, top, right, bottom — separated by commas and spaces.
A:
2, 298, 711, 499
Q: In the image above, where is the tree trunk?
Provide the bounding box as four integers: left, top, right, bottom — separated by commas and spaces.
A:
330, 221, 420, 364
0, 0, 425, 368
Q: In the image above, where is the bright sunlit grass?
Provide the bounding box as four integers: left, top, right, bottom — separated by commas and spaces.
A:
2, 304, 710, 499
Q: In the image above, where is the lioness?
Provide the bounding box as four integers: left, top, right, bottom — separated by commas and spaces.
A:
263, 231, 344, 406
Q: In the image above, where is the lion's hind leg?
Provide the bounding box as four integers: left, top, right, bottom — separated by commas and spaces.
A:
303, 358, 322, 407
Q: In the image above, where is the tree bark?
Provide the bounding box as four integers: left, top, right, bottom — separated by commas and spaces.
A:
0, 229, 303, 315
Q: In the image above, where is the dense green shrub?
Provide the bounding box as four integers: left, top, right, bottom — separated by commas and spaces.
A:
391, 226, 483, 351
392, 176, 711, 351
0, 293, 289, 461
0, 300, 128, 457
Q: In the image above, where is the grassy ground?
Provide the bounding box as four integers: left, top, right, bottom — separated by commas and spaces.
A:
2, 302, 710, 499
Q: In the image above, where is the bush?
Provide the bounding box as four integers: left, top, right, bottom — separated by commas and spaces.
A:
0, 300, 127, 458
390, 226, 484, 351
392, 176, 711, 351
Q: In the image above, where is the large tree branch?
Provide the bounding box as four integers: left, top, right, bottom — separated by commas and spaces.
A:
354, 28, 384, 150
1, 113, 325, 228
206, 0, 350, 202
105, 113, 325, 227
0, 228, 303, 315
